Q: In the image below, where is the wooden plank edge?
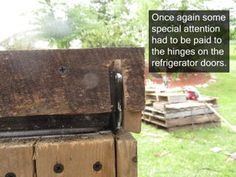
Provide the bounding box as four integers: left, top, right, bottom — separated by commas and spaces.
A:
115, 130, 137, 177
123, 111, 142, 133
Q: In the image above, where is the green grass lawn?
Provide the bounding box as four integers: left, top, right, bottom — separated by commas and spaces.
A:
230, 42, 236, 60
134, 61, 236, 177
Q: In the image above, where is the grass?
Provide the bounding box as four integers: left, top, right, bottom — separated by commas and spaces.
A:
134, 61, 236, 177
230, 42, 236, 60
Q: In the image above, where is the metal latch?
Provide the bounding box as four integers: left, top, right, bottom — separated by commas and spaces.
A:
109, 71, 123, 132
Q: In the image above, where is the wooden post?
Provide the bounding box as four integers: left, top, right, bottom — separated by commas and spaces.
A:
116, 131, 138, 177
0, 140, 34, 177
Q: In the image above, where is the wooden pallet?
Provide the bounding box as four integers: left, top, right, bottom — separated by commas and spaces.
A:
198, 96, 217, 105
145, 89, 156, 106
145, 103, 216, 119
156, 93, 186, 103
143, 119, 220, 132
142, 113, 220, 131
145, 99, 154, 106
153, 101, 218, 112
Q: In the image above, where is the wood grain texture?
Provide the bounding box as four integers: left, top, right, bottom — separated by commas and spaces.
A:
35, 133, 115, 177
116, 131, 137, 177
123, 111, 142, 133
144, 105, 216, 119
0, 48, 144, 118
156, 93, 186, 103
0, 140, 34, 177
0, 50, 111, 116
142, 113, 220, 128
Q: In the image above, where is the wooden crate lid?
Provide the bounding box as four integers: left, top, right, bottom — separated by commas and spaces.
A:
0, 48, 144, 118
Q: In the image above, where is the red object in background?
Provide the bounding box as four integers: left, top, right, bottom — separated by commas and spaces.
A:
186, 91, 198, 100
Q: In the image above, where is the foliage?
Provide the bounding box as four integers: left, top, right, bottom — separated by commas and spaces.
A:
0, 0, 211, 49
231, 29, 236, 40
4, 0, 233, 49
33, 0, 73, 48
32, 0, 169, 48
231, 43, 236, 60
0, 32, 37, 50
68, 0, 140, 48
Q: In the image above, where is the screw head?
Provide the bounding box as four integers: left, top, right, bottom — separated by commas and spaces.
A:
5, 172, 16, 177
93, 161, 102, 172
54, 163, 64, 173
58, 66, 67, 75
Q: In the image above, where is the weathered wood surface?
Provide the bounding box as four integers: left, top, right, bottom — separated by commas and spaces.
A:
145, 104, 216, 119
198, 96, 217, 105
142, 113, 220, 127
153, 101, 218, 112
142, 115, 220, 132
0, 131, 138, 177
156, 93, 186, 103
153, 101, 167, 111
116, 131, 137, 177
123, 111, 142, 133
0, 140, 34, 177
0, 48, 144, 118
0, 131, 137, 177
35, 133, 115, 177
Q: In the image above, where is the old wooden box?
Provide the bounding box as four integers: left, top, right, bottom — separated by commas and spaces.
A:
0, 48, 144, 134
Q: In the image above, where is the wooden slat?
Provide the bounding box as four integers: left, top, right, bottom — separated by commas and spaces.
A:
156, 93, 186, 103
145, 89, 155, 93
142, 111, 165, 120
142, 117, 220, 131
145, 105, 216, 119
0, 140, 34, 177
142, 111, 220, 127
35, 133, 115, 177
164, 108, 215, 119
142, 114, 167, 127
165, 113, 220, 127
165, 101, 208, 110
198, 96, 217, 105
123, 111, 142, 133
116, 131, 137, 177
153, 101, 208, 112
153, 101, 167, 111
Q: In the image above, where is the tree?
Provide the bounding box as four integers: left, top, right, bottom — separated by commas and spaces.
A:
33, 0, 164, 48
0, 31, 37, 50
68, 0, 141, 47
33, 0, 73, 48
230, 0, 236, 40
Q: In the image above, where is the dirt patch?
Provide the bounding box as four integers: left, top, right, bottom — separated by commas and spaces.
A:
147, 73, 211, 88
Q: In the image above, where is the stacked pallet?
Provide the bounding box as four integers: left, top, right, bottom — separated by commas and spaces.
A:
145, 89, 156, 106
142, 91, 220, 131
